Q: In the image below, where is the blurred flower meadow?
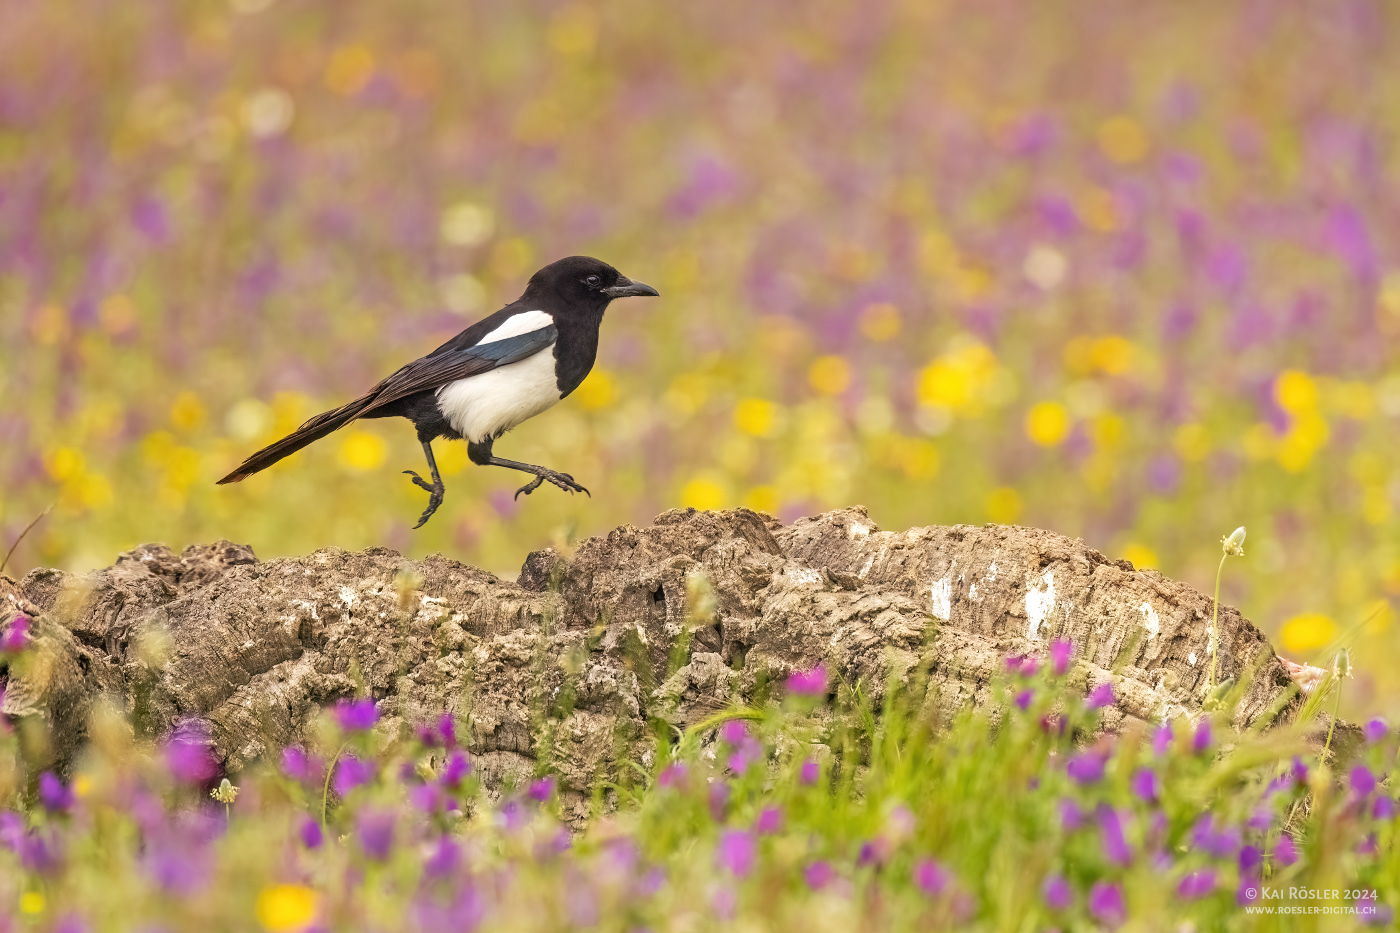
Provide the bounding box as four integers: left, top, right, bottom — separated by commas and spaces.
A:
2, 2, 1400, 703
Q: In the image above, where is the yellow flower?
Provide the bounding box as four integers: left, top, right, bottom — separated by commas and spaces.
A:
1025, 401, 1070, 447
573, 369, 616, 409
325, 46, 375, 96
734, 398, 781, 437
916, 340, 1001, 415
986, 487, 1022, 524
1090, 336, 1134, 375
744, 485, 779, 515
1096, 115, 1151, 164
338, 430, 388, 472
170, 391, 207, 432
680, 476, 726, 511
1121, 543, 1158, 569
547, 3, 598, 58
1274, 370, 1317, 414
19, 892, 44, 915
256, 885, 319, 933
807, 355, 851, 396
1279, 613, 1338, 655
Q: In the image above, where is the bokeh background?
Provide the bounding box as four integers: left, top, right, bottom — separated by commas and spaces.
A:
2, 1, 1398, 708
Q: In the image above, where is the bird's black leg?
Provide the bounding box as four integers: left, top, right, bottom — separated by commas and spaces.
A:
467, 439, 590, 501
403, 440, 446, 529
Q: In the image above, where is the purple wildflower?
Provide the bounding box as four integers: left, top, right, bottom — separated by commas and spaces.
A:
1247, 807, 1273, 832
1350, 765, 1377, 798
1043, 873, 1072, 910
1060, 798, 1085, 832
1130, 768, 1159, 803
1373, 796, 1395, 820
0, 616, 31, 653
410, 782, 444, 813
1192, 719, 1212, 755
1274, 833, 1299, 866
658, 763, 687, 789
38, 773, 73, 812
1178, 869, 1216, 899
755, 807, 783, 835
1152, 722, 1173, 756
708, 782, 730, 821
527, 776, 555, 803
912, 858, 949, 896
1050, 638, 1073, 676
1239, 845, 1262, 878
1191, 816, 1241, 858
164, 739, 218, 785
1087, 682, 1116, 710
333, 698, 378, 731
857, 838, 891, 867
1014, 689, 1033, 711
1004, 655, 1025, 675
54, 915, 88, 933
1066, 751, 1106, 784
786, 665, 828, 696
799, 760, 820, 785
299, 817, 323, 849
144, 839, 210, 894
440, 750, 472, 787
804, 860, 835, 890
1019, 657, 1041, 678
498, 799, 525, 832
334, 756, 374, 796
719, 720, 749, 744
1098, 805, 1131, 866
1088, 881, 1126, 928
281, 747, 321, 784
437, 714, 457, 748
1364, 718, 1388, 743
357, 810, 395, 861
716, 829, 755, 877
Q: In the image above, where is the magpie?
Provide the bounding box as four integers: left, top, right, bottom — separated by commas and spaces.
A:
217, 255, 659, 528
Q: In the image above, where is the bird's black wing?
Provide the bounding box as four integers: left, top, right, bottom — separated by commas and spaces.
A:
359, 324, 558, 415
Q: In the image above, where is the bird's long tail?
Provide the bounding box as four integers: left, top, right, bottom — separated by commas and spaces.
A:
216, 393, 376, 484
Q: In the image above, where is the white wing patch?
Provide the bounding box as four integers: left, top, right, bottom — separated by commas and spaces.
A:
478, 309, 553, 344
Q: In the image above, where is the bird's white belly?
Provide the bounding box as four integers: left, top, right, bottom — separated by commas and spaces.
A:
436, 348, 561, 443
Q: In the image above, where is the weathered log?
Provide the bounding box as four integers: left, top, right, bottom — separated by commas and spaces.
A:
1, 507, 1307, 810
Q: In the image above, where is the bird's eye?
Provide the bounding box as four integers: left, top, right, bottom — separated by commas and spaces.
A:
585, 275, 601, 287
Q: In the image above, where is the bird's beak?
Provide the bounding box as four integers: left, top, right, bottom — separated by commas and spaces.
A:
603, 275, 660, 299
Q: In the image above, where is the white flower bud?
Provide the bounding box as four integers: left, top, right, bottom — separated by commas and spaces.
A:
1221, 526, 1246, 557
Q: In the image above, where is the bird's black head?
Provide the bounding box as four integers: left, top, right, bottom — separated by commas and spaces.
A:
523, 255, 659, 311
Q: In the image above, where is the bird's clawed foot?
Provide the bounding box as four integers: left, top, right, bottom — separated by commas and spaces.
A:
403, 470, 446, 529
513, 469, 590, 501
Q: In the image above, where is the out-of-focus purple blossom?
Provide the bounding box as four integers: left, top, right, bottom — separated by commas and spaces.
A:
658, 763, 687, 789
410, 782, 444, 813
498, 799, 525, 832
1019, 657, 1041, 678
357, 810, 396, 861
1372, 796, 1395, 821
1087, 682, 1116, 710
333, 698, 378, 731
527, 776, 555, 803
415, 887, 486, 933
1098, 806, 1131, 866
708, 782, 730, 822
635, 866, 666, 898
1066, 751, 1107, 784
1357, 834, 1378, 856
0, 812, 24, 850
1192, 720, 1212, 755
711, 885, 737, 921
1043, 873, 1072, 910
536, 827, 572, 859
282, 747, 322, 784
38, 772, 73, 812
1130, 768, 1159, 804
1152, 722, 1173, 756
0, 615, 31, 653
1364, 718, 1388, 743
1040, 714, 1067, 736
1274, 833, 1299, 866
1060, 798, 1085, 832
1191, 816, 1241, 858
143, 838, 210, 894
1350, 765, 1377, 798
1088, 881, 1126, 928
786, 665, 828, 696
18, 831, 62, 875
804, 860, 835, 890
720, 721, 749, 748
164, 739, 218, 785
437, 714, 457, 749
334, 756, 375, 796
1326, 205, 1377, 281
857, 838, 892, 868
1049, 639, 1072, 676
912, 858, 949, 896
755, 807, 783, 835
1361, 903, 1395, 928
716, 829, 755, 878
1004, 655, 1025, 675
1239, 845, 1262, 878
299, 817, 323, 849
1014, 689, 1033, 710
1247, 808, 1273, 832
1178, 869, 1216, 899
440, 750, 472, 787
800, 760, 820, 785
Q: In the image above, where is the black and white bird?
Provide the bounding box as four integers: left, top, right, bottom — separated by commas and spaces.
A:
217, 256, 659, 528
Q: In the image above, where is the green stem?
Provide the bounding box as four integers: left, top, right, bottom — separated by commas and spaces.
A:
322, 741, 350, 830
1208, 553, 1227, 696
1323, 673, 1343, 759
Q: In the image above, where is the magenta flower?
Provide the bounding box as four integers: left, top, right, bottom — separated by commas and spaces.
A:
799, 760, 820, 785
1239, 845, 1262, 878
410, 782, 444, 813
708, 782, 730, 821
1066, 751, 1106, 784
1049, 638, 1073, 676
1060, 798, 1085, 832
1373, 796, 1395, 820
658, 763, 687, 789
38, 773, 73, 812
299, 817, 323, 849
719, 720, 749, 744
1014, 689, 1033, 710
1350, 765, 1377, 798
1274, 833, 1298, 866
804, 860, 835, 890
1130, 768, 1159, 803
786, 665, 828, 696
1004, 655, 1025, 675
1364, 718, 1388, 743
1019, 657, 1041, 678
1098, 805, 1131, 866
527, 776, 555, 803
755, 807, 783, 835
1192, 720, 1212, 755
333, 698, 378, 731
357, 809, 395, 861
440, 750, 472, 787
1086, 682, 1116, 710
1152, 722, 1173, 756
1247, 807, 1273, 832
1088, 881, 1126, 928
422, 836, 460, 880
1190, 815, 1241, 858
912, 858, 949, 896
437, 714, 457, 748
1043, 873, 1072, 910
164, 739, 218, 785
0, 615, 31, 653
334, 756, 374, 796
281, 747, 321, 784
1178, 869, 1216, 899
716, 829, 755, 877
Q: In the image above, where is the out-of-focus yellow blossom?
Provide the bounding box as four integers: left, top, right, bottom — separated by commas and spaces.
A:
858, 302, 901, 341
1090, 336, 1134, 375
170, 391, 207, 432
1378, 272, 1400, 332
734, 398, 781, 437
46, 446, 85, 481
325, 46, 375, 96
1276, 411, 1328, 472
1362, 485, 1390, 525
547, 3, 598, 58
918, 231, 992, 299
1096, 115, 1151, 164
1173, 423, 1211, 462
1279, 613, 1337, 654
19, 892, 44, 915
808, 355, 851, 395
986, 487, 1022, 524
272, 392, 314, 436
226, 399, 274, 441
680, 475, 727, 511
1025, 401, 1070, 447
744, 485, 779, 515
434, 440, 469, 475
338, 430, 388, 472
1121, 543, 1158, 569
875, 435, 939, 481
73, 774, 94, 797
1274, 370, 1317, 413
1088, 412, 1124, 448
1331, 380, 1375, 419
1241, 423, 1277, 461
99, 294, 138, 335
664, 374, 709, 415
490, 237, 534, 281
573, 369, 616, 409
1078, 187, 1119, 233
256, 884, 319, 933
30, 304, 69, 345
916, 340, 1002, 415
